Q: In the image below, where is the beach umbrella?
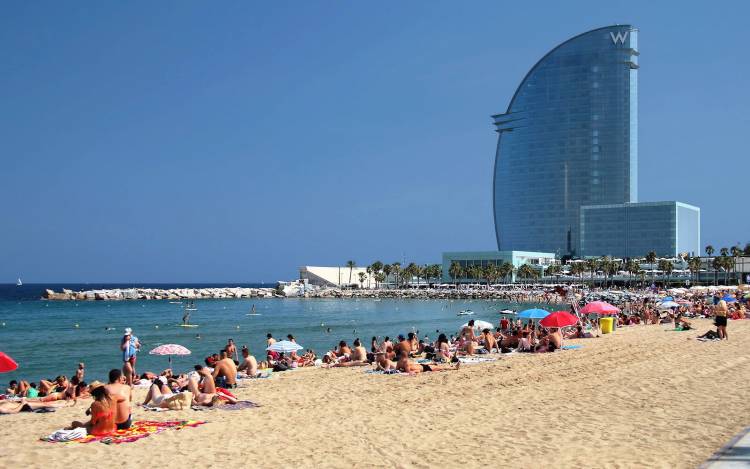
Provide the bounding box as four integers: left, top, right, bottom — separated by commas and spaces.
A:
517, 308, 550, 320
540, 311, 578, 329
580, 301, 620, 315
266, 340, 303, 353
661, 296, 674, 302
461, 320, 494, 331
0, 352, 18, 373
722, 295, 737, 303
149, 343, 191, 367
659, 301, 680, 309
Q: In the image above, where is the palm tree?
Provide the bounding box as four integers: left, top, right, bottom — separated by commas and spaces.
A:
404, 263, 419, 288
449, 261, 462, 286
625, 259, 639, 287
357, 271, 367, 289
382, 264, 392, 289
731, 245, 742, 285
585, 258, 599, 286
712, 257, 723, 285
658, 259, 673, 286
366, 265, 373, 289
705, 245, 715, 257
720, 247, 729, 257
687, 256, 702, 285
346, 260, 356, 287
517, 264, 537, 284
721, 255, 733, 285
570, 262, 585, 282
375, 271, 386, 287
645, 251, 657, 285
483, 263, 500, 288
390, 262, 401, 288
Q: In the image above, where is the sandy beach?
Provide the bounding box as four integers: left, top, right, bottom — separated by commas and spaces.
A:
2, 318, 748, 468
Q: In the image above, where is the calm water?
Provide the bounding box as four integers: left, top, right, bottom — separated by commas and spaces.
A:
0, 284, 560, 386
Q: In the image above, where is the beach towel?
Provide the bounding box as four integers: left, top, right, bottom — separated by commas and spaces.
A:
457, 357, 498, 364
561, 345, 583, 350
190, 400, 261, 411
364, 369, 402, 375
42, 428, 87, 442
41, 420, 206, 444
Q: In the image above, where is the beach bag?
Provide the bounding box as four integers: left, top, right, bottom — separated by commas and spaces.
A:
166, 391, 192, 410
273, 363, 289, 372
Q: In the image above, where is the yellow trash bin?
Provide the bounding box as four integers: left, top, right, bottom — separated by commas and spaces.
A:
600, 317, 614, 334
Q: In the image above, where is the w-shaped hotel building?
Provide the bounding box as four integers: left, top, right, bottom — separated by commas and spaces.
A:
491, 25, 699, 259
443, 26, 700, 279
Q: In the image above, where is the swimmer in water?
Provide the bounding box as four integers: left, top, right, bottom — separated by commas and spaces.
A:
326, 328, 331, 333
195, 334, 201, 340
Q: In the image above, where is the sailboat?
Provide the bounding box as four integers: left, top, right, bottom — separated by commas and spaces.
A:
16, 278, 22, 286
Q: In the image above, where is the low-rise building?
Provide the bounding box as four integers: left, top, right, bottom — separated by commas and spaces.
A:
441, 251, 557, 283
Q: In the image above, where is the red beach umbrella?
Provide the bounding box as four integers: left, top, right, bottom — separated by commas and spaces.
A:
580, 301, 620, 315
0, 352, 19, 373
540, 311, 578, 329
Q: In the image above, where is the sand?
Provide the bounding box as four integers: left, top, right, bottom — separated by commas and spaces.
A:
2, 319, 749, 468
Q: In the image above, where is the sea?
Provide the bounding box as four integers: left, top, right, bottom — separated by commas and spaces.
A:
0, 284, 560, 387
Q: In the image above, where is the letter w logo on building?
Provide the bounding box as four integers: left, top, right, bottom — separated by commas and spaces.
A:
610, 31, 629, 45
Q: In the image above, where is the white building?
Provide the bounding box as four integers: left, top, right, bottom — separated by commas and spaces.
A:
299, 266, 378, 289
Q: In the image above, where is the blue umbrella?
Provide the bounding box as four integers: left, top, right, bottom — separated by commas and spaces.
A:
517, 308, 550, 320
662, 296, 674, 302
722, 295, 737, 303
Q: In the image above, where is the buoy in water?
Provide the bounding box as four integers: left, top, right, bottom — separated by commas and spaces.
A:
74, 324, 80, 328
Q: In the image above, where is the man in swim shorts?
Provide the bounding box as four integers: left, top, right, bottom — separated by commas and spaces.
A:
105, 369, 132, 430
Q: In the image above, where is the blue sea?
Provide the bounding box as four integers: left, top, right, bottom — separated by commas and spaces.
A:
0, 284, 560, 387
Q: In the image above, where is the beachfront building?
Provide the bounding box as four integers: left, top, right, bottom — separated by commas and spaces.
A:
493, 25, 639, 257
299, 266, 379, 289
580, 201, 701, 258
491, 25, 702, 260
441, 251, 557, 283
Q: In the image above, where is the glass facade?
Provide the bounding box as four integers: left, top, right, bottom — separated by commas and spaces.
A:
493, 26, 639, 256
580, 202, 700, 258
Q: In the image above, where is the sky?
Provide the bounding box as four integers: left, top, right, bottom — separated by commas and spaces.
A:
1, 1, 748, 283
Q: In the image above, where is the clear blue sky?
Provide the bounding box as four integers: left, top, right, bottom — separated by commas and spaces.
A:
1, 1, 748, 283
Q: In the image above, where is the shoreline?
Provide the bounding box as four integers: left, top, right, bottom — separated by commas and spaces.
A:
2, 318, 748, 467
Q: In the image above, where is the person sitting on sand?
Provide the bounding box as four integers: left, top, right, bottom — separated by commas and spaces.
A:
5, 380, 18, 396
237, 346, 260, 378
104, 369, 132, 430
434, 334, 452, 362
479, 328, 498, 353
408, 332, 419, 354
67, 383, 123, 436
335, 340, 352, 359
76, 363, 85, 383
517, 331, 532, 352
325, 339, 369, 368
212, 351, 238, 388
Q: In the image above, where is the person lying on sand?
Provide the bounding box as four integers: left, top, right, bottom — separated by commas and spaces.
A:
395, 351, 459, 374
0, 398, 72, 414
374, 352, 397, 371
141, 377, 174, 407
565, 325, 593, 339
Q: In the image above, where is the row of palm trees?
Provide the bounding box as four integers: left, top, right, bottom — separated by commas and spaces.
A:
346, 260, 444, 288
343, 243, 748, 288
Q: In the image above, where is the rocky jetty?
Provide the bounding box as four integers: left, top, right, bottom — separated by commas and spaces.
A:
42, 287, 277, 301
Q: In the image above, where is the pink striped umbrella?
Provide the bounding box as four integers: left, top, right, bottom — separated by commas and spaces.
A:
149, 344, 191, 367
579, 301, 620, 315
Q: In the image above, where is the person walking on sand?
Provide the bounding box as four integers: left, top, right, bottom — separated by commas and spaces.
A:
120, 328, 141, 386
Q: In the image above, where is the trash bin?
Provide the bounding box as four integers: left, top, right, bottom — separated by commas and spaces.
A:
600, 317, 614, 334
